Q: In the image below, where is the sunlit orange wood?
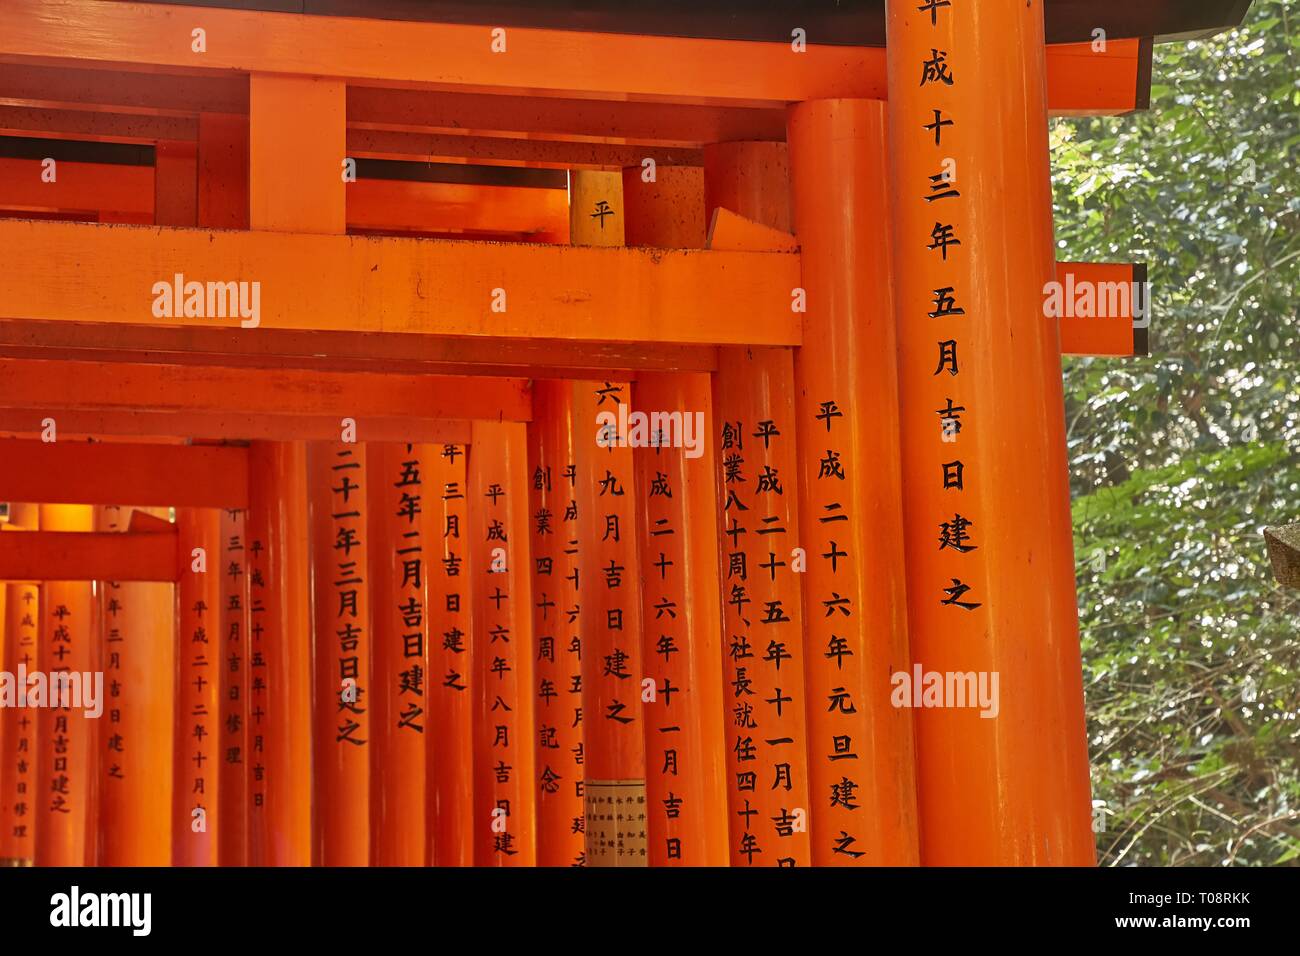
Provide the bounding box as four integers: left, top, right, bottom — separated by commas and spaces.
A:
704, 146, 813, 867
0, 503, 39, 865
309, 443, 370, 866
216, 509, 249, 867
94, 505, 174, 866
621, 166, 729, 866
707, 208, 799, 254
250, 75, 344, 235
0, 439, 248, 509
426, 442, 474, 867
245, 441, 312, 866
347, 179, 568, 239
0, 528, 179, 581
34, 503, 94, 866
468, 420, 536, 865
885, 0, 1094, 865
1055, 263, 1149, 357
367, 442, 433, 866
0, 157, 152, 218
526, 380, 586, 866
0, 359, 532, 423
787, 99, 920, 865
0, 3, 1148, 115
0, 219, 803, 347
173, 507, 221, 866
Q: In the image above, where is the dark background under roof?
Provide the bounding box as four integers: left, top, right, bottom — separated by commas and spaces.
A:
124, 0, 1253, 46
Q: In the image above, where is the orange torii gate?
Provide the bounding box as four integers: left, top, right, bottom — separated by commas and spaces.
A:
0, 0, 1246, 867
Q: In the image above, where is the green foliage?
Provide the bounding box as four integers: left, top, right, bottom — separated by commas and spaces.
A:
1054, 0, 1300, 865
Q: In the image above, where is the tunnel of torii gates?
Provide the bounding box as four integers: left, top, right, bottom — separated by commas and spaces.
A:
0, 0, 1247, 868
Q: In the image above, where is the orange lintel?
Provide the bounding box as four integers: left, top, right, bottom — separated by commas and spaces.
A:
1055, 262, 1149, 357
0, 3, 1144, 115
0, 219, 801, 347
0, 105, 196, 144
0, 357, 532, 421
0, 528, 178, 581
346, 179, 568, 237
346, 128, 703, 171
0, 438, 247, 508
0, 157, 152, 216
0, 407, 473, 444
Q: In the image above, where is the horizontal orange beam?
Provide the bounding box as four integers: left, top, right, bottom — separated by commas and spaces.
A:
0, 2, 1145, 115
0, 104, 195, 143
1055, 262, 1149, 357
0, 527, 178, 581
0, 157, 152, 217
0, 356, 532, 421
0, 321, 717, 374
347, 179, 567, 238
346, 128, 703, 171
0, 407, 473, 444
0, 219, 801, 346
0, 438, 247, 507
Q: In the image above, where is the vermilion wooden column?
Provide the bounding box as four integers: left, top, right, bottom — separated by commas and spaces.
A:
1, 504, 39, 865
885, 0, 1094, 864
787, 100, 920, 865
198, 113, 248, 230
246, 442, 312, 866
217, 509, 249, 866
35, 503, 94, 867
527, 380, 586, 866
309, 443, 370, 866
469, 420, 537, 865
367, 442, 432, 866
245, 71, 343, 867
427, 443, 474, 867
96, 505, 174, 866
569, 170, 649, 866
155, 140, 198, 227
704, 143, 813, 867
175, 507, 222, 866
621, 165, 730, 867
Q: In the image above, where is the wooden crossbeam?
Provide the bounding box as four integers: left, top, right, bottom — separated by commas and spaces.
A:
0, 527, 178, 581
0, 157, 152, 217
347, 179, 567, 239
0, 2, 1149, 116
0, 408, 473, 444
0, 219, 801, 346
1054, 263, 1150, 357
0, 357, 533, 421
0, 321, 717, 374
0, 438, 247, 507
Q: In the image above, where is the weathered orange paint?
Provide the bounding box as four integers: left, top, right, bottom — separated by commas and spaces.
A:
787, 98, 920, 865
885, 0, 1094, 865
245, 442, 312, 866
309, 443, 371, 866
469, 420, 536, 865
426, 442, 474, 867
0, 219, 803, 347
34, 503, 95, 867
526, 380, 587, 867
174, 507, 222, 866
367, 442, 434, 866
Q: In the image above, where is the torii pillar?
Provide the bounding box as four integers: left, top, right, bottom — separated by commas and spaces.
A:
885, 0, 1094, 864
